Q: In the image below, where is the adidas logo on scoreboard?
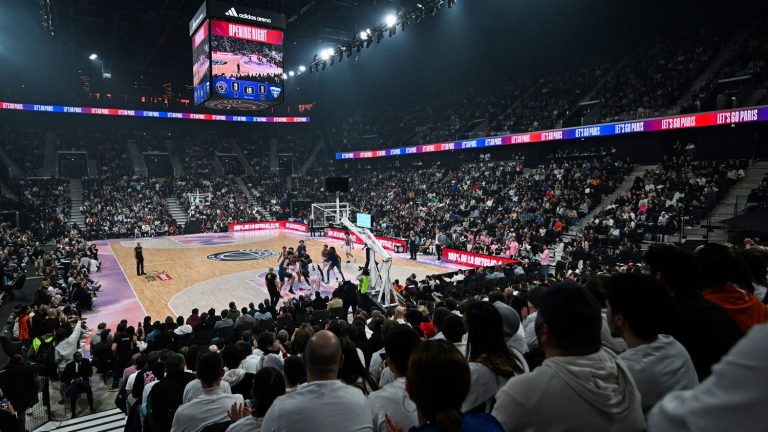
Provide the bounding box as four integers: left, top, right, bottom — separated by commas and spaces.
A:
224, 7, 272, 23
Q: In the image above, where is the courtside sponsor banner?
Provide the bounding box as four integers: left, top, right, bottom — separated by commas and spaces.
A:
441, 248, 519, 267
336, 105, 768, 159
284, 222, 308, 232
325, 228, 407, 252
0, 101, 309, 124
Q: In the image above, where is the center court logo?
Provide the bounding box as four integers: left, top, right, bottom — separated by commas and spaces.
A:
207, 249, 279, 262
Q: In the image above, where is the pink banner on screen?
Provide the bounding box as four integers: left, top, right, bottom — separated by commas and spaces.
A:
211, 20, 283, 45
441, 248, 520, 267
228, 221, 308, 232
192, 20, 208, 49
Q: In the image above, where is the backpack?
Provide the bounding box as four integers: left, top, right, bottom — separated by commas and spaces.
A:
31, 337, 57, 375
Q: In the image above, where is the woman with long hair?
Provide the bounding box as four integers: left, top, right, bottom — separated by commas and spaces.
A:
391, 340, 503, 432
462, 300, 526, 412
227, 367, 286, 431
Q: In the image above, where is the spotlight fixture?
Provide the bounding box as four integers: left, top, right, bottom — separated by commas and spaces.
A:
299, 65, 306, 72
282, 73, 288, 79
359, 30, 369, 40
89, 53, 98, 60
385, 14, 397, 27
288, 70, 295, 77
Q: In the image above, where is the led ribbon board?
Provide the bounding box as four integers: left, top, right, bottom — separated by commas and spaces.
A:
336, 106, 768, 159
0, 102, 310, 123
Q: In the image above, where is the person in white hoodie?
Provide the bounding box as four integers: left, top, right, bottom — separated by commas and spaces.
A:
492, 282, 645, 432
605, 273, 699, 413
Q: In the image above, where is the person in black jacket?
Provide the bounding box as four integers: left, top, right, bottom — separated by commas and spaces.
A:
61, 352, 95, 418
134, 242, 145, 276
644, 244, 744, 380
145, 353, 195, 432
0, 338, 44, 431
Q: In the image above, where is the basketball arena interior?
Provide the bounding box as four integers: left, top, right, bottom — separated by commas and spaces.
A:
1, 0, 767, 431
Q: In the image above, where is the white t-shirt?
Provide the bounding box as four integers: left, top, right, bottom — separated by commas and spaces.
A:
620, 335, 699, 413
261, 380, 374, 432
648, 324, 768, 432
226, 416, 264, 432
172, 386, 243, 432
368, 377, 418, 432
183, 379, 232, 403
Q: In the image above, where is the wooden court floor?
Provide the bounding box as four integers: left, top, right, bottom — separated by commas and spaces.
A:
109, 231, 456, 320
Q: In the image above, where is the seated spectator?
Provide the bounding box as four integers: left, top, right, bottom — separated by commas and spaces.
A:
61, 352, 95, 418
368, 324, 420, 432
171, 351, 244, 432
492, 282, 645, 431
462, 301, 527, 412
696, 243, 766, 332
643, 244, 743, 380
260, 330, 374, 431
226, 367, 286, 432
146, 353, 195, 431
648, 324, 768, 432
605, 273, 699, 413
398, 339, 504, 432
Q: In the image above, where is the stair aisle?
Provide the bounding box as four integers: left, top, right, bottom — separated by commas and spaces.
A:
69, 179, 86, 228
39, 408, 126, 432
166, 197, 189, 226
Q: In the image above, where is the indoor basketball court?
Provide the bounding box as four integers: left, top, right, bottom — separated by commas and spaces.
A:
212, 52, 282, 77
84, 230, 467, 328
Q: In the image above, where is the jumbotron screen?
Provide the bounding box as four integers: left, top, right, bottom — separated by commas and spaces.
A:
209, 20, 284, 105
192, 20, 211, 106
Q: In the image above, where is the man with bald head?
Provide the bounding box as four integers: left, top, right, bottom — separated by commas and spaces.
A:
261, 330, 374, 432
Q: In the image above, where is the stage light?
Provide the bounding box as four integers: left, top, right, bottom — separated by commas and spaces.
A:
89, 53, 98, 60
282, 73, 288, 79
385, 14, 397, 27
299, 65, 306, 72
320, 49, 331, 60
359, 31, 369, 40
288, 70, 295, 77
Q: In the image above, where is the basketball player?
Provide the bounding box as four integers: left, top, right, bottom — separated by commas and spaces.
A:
344, 232, 355, 263
297, 240, 307, 256
236, 61, 241, 75
277, 245, 288, 263
265, 267, 280, 306
307, 260, 323, 294
326, 246, 345, 283
134, 242, 145, 276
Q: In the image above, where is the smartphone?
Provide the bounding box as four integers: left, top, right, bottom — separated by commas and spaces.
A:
0, 399, 9, 410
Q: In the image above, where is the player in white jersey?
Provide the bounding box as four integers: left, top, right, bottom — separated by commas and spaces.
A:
307, 261, 323, 294
344, 232, 355, 263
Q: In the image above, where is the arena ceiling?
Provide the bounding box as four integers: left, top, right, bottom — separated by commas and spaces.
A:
28, 0, 414, 87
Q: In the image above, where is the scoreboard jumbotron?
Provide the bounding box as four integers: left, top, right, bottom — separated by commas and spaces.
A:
190, 1, 286, 111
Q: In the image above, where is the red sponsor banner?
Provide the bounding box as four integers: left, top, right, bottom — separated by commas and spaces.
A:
211, 20, 283, 45
228, 221, 308, 233
284, 221, 308, 233
325, 228, 407, 252
441, 248, 520, 268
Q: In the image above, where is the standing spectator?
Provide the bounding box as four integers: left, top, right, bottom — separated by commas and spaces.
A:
0, 340, 40, 431
492, 282, 645, 431
171, 352, 244, 432
408, 232, 419, 260
539, 246, 550, 279
605, 273, 699, 413
111, 323, 137, 391
260, 330, 374, 431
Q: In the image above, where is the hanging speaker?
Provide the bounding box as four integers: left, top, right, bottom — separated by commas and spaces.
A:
325, 177, 350, 193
